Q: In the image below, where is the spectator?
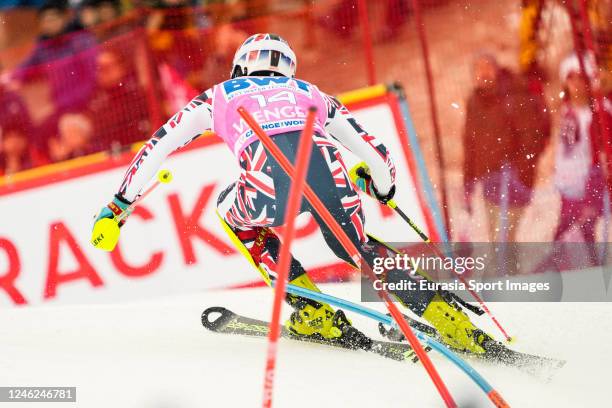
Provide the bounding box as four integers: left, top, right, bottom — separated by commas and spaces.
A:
13, 0, 98, 114
96, 0, 131, 41
0, 85, 46, 175
202, 4, 247, 86
147, 0, 207, 99
552, 53, 611, 246
97, 0, 121, 24
463, 52, 551, 243
48, 112, 95, 161
87, 49, 150, 147
0, 130, 49, 176
1, 130, 30, 176
147, 0, 196, 32
70, 0, 100, 30
519, 0, 612, 97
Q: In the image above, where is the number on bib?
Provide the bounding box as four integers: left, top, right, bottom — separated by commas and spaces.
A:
251, 91, 297, 107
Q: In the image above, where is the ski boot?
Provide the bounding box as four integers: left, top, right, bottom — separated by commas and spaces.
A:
285, 299, 372, 350
422, 294, 493, 354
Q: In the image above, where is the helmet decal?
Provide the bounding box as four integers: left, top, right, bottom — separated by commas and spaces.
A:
248, 50, 259, 64
270, 50, 281, 67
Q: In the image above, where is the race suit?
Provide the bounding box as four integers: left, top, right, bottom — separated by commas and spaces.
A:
117, 76, 435, 313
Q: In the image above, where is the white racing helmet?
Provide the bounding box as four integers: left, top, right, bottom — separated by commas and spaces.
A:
231, 33, 297, 78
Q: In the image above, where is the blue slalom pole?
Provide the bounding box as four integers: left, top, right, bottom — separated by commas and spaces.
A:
285, 284, 508, 406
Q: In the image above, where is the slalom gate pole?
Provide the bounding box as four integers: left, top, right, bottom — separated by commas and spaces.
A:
387, 199, 513, 343
284, 283, 510, 408
576, 0, 611, 187
409, 0, 451, 237
261, 108, 317, 408
357, 0, 376, 85
237, 107, 458, 408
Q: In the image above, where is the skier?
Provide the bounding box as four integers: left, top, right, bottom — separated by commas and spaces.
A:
92, 33, 491, 353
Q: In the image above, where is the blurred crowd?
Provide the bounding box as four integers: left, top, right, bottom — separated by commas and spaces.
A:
0, 0, 272, 176
463, 0, 611, 252
0, 0, 439, 178
0, 0, 611, 250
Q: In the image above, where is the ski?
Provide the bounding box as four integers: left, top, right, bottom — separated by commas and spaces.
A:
201, 306, 427, 363
478, 337, 566, 379
378, 316, 566, 378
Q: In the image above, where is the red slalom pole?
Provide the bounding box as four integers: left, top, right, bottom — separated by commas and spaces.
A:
410, 0, 451, 237
577, 0, 610, 185
261, 107, 316, 408
357, 0, 376, 85
238, 107, 362, 268
238, 107, 457, 408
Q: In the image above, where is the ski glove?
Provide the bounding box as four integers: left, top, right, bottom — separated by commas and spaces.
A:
349, 162, 396, 204
91, 194, 132, 252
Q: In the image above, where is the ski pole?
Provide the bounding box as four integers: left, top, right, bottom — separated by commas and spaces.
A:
117, 169, 173, 224
238, 107, 458, 408
388, 200, 430, 241
91, 169, 172, 251
386, 198, 513, 343
261, 107, 316, 408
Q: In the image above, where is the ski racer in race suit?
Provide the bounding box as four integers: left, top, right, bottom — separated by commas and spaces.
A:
93, 33, 491, 353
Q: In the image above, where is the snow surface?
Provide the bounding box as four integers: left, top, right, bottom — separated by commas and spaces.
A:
1, 283, 610, 408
